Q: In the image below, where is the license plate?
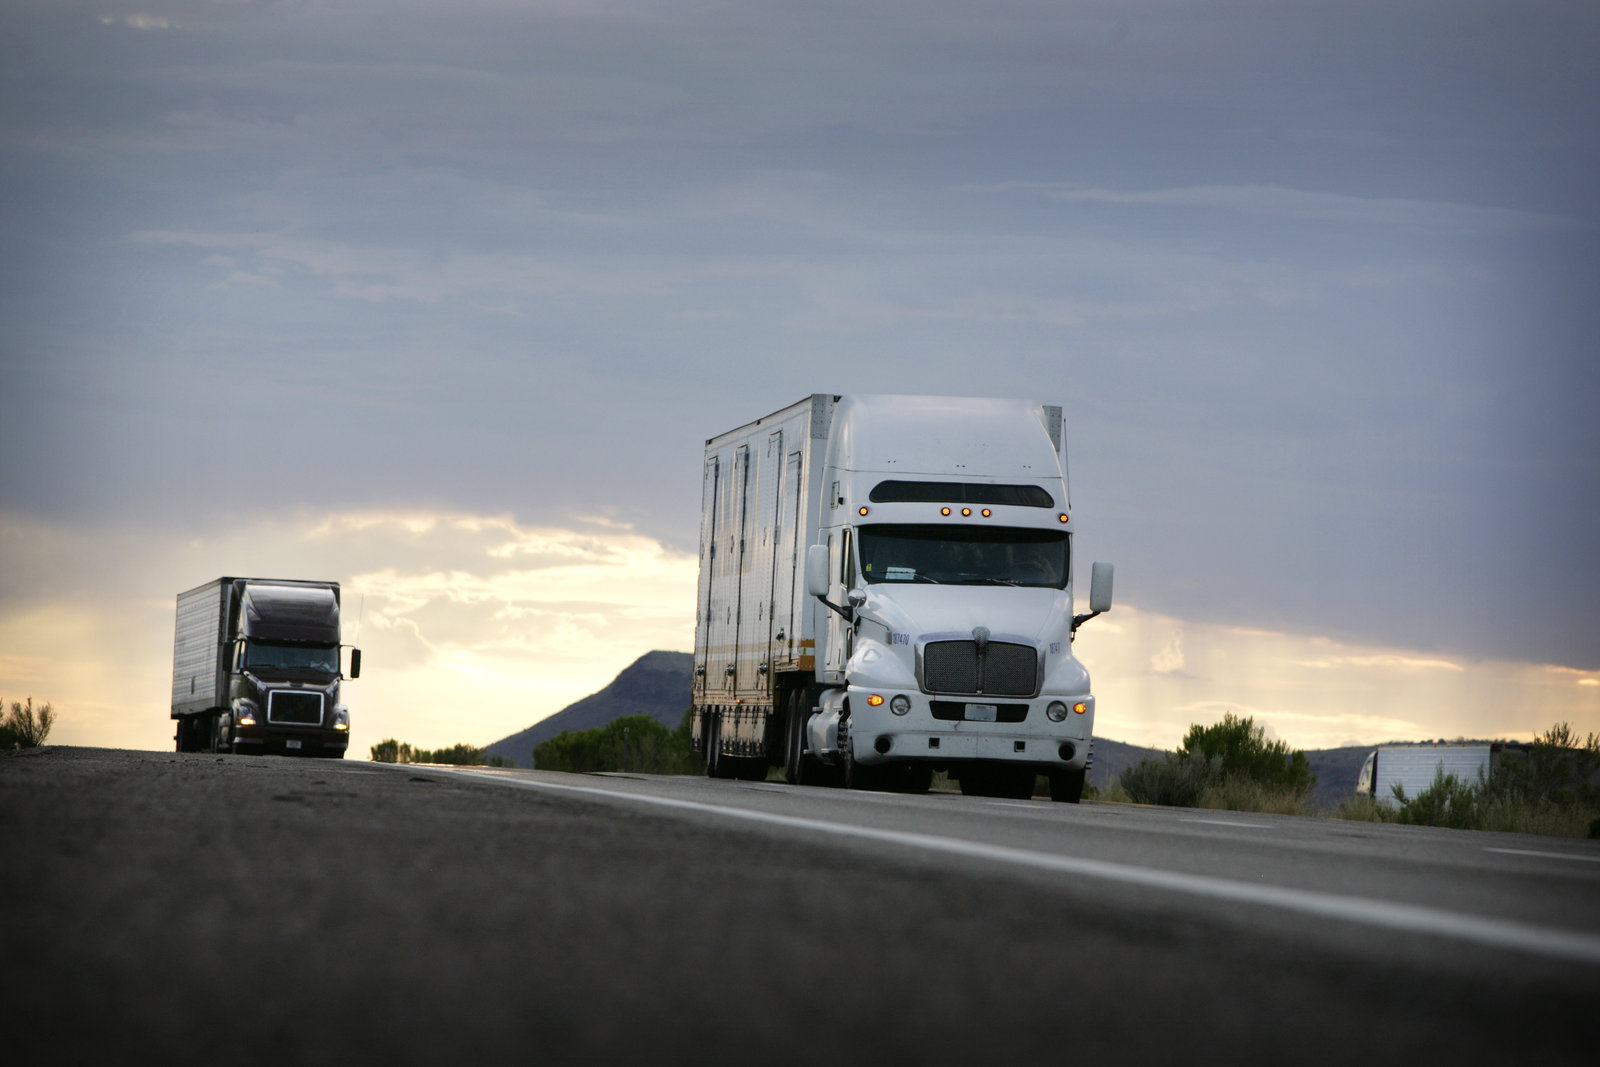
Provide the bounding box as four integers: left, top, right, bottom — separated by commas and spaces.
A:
966, 703, 998, 722
286, 740, 302, 750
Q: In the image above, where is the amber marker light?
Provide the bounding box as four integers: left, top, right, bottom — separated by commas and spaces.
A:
941, 507, 951, 516
1073, 702, 1088, 715
867, 694, 885, 706
981, 508, 991, 517
961, 507, 972, 516
1058, 513, 1069, 523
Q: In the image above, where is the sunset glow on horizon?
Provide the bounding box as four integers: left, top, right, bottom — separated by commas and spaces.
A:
3, 508, 1593, 760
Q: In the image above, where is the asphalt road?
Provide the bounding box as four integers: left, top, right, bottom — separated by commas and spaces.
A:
4, 746, 1598, 1065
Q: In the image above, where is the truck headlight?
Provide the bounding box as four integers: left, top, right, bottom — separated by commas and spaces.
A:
1046, 701, 1069, 722
235, 701, 258, 727
332, 705, 350, 731
890, 695, 911, 715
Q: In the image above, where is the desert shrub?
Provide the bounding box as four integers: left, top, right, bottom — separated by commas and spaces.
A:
2, 697, 56, 748
1333, 794, 1389, 822
1120, 750, 1218, 807
1201, 775, 1317, 816
370, 739, 415, 763
1180, 712, 1314, 794
368, 739, 512, 766
534, 714, 699, 775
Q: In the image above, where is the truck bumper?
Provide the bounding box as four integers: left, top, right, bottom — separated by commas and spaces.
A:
231, 725, 349, 757
840, 685, 1093, 770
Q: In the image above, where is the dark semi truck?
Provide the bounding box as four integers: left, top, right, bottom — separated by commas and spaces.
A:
172, 577, 360, 757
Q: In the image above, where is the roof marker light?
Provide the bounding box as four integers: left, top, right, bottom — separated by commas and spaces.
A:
961, 508, 972, 516
941, 507, 951, 516
981, 509, 991, 517
859, 506, 869, 516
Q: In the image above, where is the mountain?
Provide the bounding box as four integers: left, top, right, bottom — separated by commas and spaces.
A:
1084, 737, 1161, 791
484, 651, 695, 768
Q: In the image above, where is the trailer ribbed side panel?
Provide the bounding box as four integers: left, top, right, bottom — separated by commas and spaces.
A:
172, 580, 227, 717
1374, 745, 1492, 804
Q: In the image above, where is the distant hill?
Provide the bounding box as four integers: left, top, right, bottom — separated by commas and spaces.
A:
1084, 737, 1161, 791
484, 651, 694, 768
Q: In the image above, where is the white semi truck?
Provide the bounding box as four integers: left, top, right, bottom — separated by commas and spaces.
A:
691, 394, 1113, 801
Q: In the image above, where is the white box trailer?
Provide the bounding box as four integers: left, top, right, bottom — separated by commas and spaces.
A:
691, 394, 1113, 801
1354, 742, 1531, 804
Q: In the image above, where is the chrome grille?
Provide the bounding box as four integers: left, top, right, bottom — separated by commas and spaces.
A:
921, 641, 1038, 697
268, 691, 324, 726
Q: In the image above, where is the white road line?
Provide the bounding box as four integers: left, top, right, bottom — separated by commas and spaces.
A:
1182, 818, 1271, 829
1485, 847, 1600, 864
413, 767, 1600, 968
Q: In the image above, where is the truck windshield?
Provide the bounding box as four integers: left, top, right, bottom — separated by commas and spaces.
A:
243, 642, 339, 673
857, 525, 1069, 588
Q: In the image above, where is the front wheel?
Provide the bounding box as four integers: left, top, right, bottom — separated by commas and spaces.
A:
1049, 767, 1085, 803
783, 690, 809, 785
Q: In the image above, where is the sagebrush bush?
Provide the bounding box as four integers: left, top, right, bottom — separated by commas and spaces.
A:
1201, 775, 1317, 816
1120, 750, 1217, 807
534, 714, 700, 774
1181, 712, 1314, 794
2, 697, 55, 748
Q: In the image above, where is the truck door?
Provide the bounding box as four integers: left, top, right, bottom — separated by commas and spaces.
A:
823, 527, 854, 681
699, 455, 729, 694
728, 445, 753, 693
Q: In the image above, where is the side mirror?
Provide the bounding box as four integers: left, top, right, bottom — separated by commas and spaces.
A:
1089, 562, 1114, 614
847, 587, 868, 609
349, 648, 362, 679
806, 544, 831, 598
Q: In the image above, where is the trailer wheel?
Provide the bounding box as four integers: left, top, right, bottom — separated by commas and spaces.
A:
1049, 767, 1085, 803
702, 712, 721, 778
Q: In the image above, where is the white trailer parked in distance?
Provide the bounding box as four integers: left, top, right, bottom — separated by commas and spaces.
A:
1354, 742, 1531, 804
690, 393, 1113, 801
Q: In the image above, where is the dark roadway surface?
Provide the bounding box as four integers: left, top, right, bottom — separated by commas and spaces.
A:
3, 746, 1598, 1065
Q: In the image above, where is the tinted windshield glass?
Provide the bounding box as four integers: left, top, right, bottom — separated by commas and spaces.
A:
868, 481, 1055, 507
244, 641, 339, 673
857, 524, 1069, 588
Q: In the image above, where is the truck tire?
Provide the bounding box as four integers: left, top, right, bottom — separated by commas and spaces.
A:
702, 712, 721, 778
705, 712, 740, 780
1049, 767, 1085, 803
838, 713, 891, 792
783, 690, 808, 785
958, 763, 1035, 799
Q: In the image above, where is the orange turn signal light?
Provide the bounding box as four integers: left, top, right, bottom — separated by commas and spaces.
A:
867, 694, 884, 706
1073, 702, 1088, 715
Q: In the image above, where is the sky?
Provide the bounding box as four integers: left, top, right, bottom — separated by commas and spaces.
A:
2, 1, 1597, 759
